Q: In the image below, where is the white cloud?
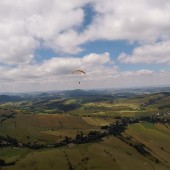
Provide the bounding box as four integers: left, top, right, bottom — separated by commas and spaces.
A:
0, 36, 37, 65
81, 0, 170, 43
0, 52, 112, 81
0, 0, 90, 64
0, 51, 170, 92
44, 30, 84, 54
0, 52, 119, 92
1, 0, 170, 63
1, 66, 170, 92
83, 52, 110, 65
116, 70, 170, 88
118, 41, 170, 64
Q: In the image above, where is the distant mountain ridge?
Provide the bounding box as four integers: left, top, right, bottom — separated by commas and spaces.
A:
0, 86, 170, 103
58, 89, 104, 97
0, 95, 22, 103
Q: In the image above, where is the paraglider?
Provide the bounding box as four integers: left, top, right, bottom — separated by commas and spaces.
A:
72, 69, 86, 84
72, 69, 86, 75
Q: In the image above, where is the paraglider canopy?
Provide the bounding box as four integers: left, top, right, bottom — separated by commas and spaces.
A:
72, 69, 86, 75
72, 69, 86, 84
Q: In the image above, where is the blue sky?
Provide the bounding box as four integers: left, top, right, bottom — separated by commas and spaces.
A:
0, 0, 170, 92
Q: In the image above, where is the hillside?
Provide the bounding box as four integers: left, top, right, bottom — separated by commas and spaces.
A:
0, 88, 170, 170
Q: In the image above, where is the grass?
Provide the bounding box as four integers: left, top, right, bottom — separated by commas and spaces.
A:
0, 147, 30, 163
0, 113, 98, 143
82, 116, 114, 126
2, 136, 169, 170
126, 123, 170, 165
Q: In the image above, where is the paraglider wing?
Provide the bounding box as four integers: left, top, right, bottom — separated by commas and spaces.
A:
72, 69, 86, 75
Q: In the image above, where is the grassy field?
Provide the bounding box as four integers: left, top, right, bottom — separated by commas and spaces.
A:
82, 116, 114, 126
125, 122, 170, 166
1, 136, 169, 170
0, 147, 30, 164
0, 114, 98, 143
0, 92, 170, 170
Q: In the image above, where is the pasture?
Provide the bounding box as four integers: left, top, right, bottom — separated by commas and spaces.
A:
125, 122, 170, 166
0, 114, 98, 143
1, 136, 169, 170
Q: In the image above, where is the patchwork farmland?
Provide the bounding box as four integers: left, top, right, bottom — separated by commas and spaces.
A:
0, 89, 170, 170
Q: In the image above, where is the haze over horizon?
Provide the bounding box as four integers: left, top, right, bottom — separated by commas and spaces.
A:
0, 0, 170, 92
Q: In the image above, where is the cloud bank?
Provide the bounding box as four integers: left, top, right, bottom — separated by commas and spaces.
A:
118, 41, 170, 64
0, 0, 170, 92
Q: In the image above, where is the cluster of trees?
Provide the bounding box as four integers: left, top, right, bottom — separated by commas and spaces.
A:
0, 111, 16, 124
50, 130, 106, 148
45, 101, 80, 112
158, 104, 170, 109
114, 116, 170, 125
22, 142, 45, 150
0, 135, 18, 147
0, 159, 15, 167
133, 143, 149, 156
137, 116, 169, 124
146, 98, 161, 106
102, 121, 127, 136
74, 131, 105, 144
